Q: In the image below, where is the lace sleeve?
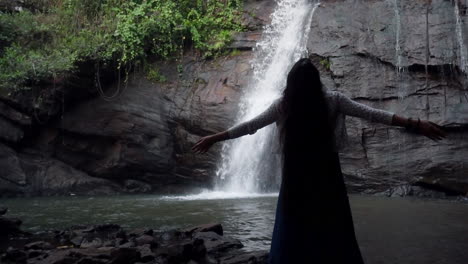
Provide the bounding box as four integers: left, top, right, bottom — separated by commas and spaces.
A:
336, 92, 394, 125
226, 98, 282, 139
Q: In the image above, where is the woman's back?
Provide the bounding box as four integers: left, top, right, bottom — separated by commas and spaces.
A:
226, 88, 394, 152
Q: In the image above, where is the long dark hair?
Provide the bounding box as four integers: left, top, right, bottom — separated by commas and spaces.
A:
278, 58, 334, 213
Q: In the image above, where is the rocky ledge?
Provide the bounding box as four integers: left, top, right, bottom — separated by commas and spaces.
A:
0, 208, 267, 264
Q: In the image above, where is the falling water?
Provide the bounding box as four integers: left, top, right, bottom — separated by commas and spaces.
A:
215, 0, 320, 194
389, 0, 411, 177
455, 0, 467, 74
390, 0, 409, 99
392, 0, 403, 72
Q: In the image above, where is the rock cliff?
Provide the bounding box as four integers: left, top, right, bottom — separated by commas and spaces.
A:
0, 0, 466, 197
307, 0, 468, 196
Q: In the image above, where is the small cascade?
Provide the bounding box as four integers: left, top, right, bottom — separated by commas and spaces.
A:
455, 0, 468, 74
215, 0, 321, 194
388, 0, 411, 177
392, 0, 403, 72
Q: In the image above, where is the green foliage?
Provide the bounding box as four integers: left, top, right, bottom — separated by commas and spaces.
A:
230, 49, 242, 57
0, 0, 245, 91
146, 67, 167, 83
183, 0, 243, 58
320, 58, 331, 70
177, 64, 184, 77
0, 44, 76, 91
177, 64, 184, 74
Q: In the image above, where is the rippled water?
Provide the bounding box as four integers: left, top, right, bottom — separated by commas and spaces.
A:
2, 194, 468, 264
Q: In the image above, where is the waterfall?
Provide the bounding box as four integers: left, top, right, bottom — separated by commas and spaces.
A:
455, 0, 467, 74
215, 0, 320, 194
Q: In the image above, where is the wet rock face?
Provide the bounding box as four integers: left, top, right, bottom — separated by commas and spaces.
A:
36, 52, 255, 192
0, 143, 122, 197
308, 0, 468, 195
0, 0, 274, 197
0, 101, 31, 143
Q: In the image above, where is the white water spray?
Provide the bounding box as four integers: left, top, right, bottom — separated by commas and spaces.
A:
455, 0, 467, 74
215, 0, 320, 194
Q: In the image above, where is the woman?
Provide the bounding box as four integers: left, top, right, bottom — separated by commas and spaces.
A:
191, 58, 446, 263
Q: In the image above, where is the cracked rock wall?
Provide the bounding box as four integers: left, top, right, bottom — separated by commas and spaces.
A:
308, 0, 468, 196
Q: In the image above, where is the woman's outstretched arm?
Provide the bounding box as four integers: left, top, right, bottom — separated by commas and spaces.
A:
192, 98, 281, 154
335, 91, 446, 141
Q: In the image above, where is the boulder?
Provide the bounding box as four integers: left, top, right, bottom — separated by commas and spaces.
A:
184, 223, 224, 237
193, 231, 243, 256
0, 217, 22, 236
24, 241, 53, 251
137, 244, 154, 262
109, 247, 140, 264
128, 228, 153, 237
154, 239, 193, 263
80, 238, 103, 249
0, 143, 122, 197
0, 101, 31, 126
219, 250, 269, 264
0, 248, 28, 264
124, 180, 152, 193
135, 235, 154, 246
0, 116, 23, 143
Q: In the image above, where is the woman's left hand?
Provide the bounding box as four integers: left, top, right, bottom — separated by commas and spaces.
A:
417, 120, 446, 141
192, 135, 217, 154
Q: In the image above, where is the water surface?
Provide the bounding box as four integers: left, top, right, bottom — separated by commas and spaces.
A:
2, 193, 468, 264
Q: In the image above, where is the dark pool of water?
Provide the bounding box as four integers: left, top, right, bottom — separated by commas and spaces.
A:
2, 193, 467, 264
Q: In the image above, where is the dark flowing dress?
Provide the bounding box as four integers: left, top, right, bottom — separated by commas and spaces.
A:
268, 151, 365, 264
